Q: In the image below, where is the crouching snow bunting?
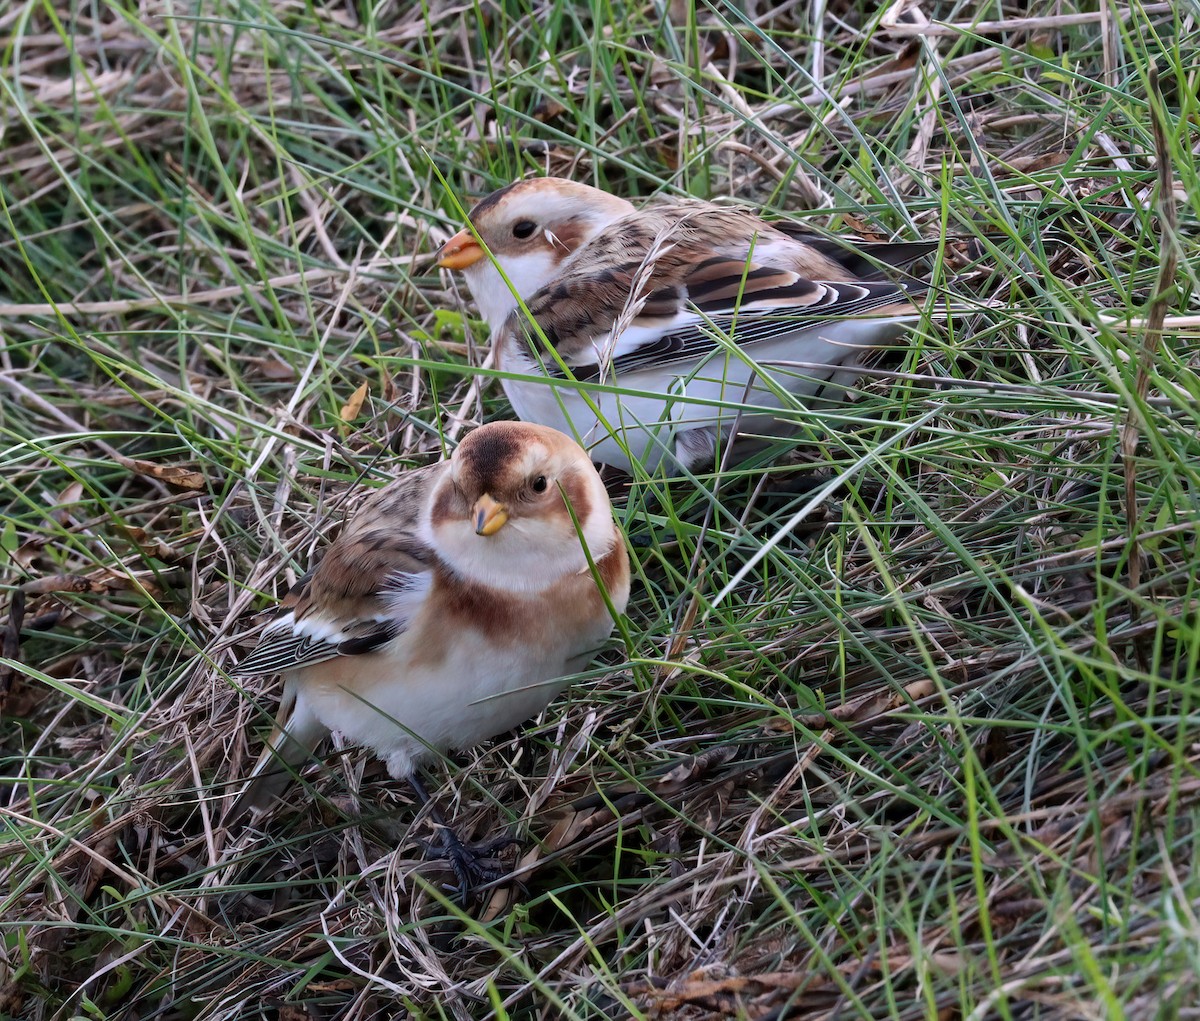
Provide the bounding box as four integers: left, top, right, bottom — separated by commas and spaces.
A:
227, 420, 630, 893
438, 177, 939, 473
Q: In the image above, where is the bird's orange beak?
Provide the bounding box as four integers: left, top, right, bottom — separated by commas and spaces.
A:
473, 494, 509, 536
437, 228, 485, 270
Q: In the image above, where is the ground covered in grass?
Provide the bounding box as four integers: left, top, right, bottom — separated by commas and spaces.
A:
2, 1, 1199, 1018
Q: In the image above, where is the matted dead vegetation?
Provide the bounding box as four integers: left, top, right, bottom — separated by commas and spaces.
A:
1, 1, 1198, 1019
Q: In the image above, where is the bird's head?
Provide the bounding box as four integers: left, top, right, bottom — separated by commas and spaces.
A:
436, 177, 634, 330
428, 421, 619, 592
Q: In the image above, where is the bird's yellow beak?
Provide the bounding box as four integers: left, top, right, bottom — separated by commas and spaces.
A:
473, 494, 509, 536
437, 229, 485, 270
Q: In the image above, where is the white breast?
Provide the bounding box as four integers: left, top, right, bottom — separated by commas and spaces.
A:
500, 318, 910, 472
294, 612, 611, 780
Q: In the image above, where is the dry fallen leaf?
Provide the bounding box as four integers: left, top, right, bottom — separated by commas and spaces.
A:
480, 844, 543, 923
996, 151, 1071, 176
114, 455, 207, 490
630, 968, 831, 1015
255, 352, 298, 381
339, 381, 369, 422
53, 481, 85, 520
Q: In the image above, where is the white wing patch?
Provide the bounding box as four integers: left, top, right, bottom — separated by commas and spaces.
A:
233, 569, 433, 677
544, 279, 914, 382
380, 567, 434, 623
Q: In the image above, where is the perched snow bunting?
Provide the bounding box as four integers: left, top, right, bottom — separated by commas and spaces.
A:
438, 177, 939, 473
228, 421, 630, 886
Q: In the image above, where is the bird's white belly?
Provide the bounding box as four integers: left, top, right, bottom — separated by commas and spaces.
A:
299, 631, 579, 779
506, 320, 903, 472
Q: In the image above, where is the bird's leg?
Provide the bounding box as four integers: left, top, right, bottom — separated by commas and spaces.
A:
406, 773, 519, 900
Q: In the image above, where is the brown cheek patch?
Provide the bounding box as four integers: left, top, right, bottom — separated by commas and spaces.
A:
596, 539, 631, 605
559, 472, 592, 532
549, 217, 592, 254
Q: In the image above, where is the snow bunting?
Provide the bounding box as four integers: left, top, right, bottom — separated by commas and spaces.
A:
228, 421, 630, 888
438, 177, 939, 473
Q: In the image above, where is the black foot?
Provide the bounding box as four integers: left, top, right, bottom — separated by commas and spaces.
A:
424, 828, 520, 901
406, 772, 520, 901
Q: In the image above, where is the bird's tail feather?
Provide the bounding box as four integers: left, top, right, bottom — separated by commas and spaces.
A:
224, 679, 327, 826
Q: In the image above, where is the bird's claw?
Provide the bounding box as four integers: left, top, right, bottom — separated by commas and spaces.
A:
421, 829, 520, 901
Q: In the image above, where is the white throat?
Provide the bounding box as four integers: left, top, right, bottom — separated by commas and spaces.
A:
430, 517, 611, 594
464, 250, 564, 332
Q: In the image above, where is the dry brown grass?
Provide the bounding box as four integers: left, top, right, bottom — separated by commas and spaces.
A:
2, 1, 1199, 1019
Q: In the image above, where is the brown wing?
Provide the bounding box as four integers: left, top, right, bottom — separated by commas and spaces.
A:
507, 204, 924, 379
233, 463, 443, 676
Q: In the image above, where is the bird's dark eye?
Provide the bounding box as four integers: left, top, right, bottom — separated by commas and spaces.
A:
531, 475, 548, 494
512, 220, 537, 240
